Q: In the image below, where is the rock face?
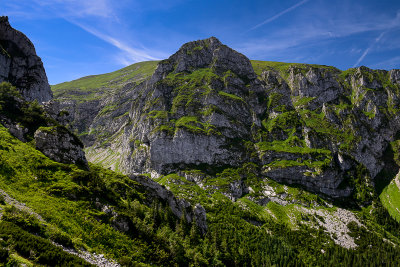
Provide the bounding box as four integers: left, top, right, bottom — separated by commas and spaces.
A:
0, 19, 88, 168
0, 16, 52, 103
34, 126, 88, 168
54, 37, 400, 201
112, 37, 266, 176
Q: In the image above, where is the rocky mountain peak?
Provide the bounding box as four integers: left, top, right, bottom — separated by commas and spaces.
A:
151, 37, 256, 83
0, 16, 52, 103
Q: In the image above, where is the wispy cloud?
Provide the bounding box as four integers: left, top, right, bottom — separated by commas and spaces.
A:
240, 6, 400, 69
371, 56, 400, 70
249, 0, 310, 31
352, 10, 400, 67
70, 21, 161, 63
353, 31, 386, 67
4, 0, 166, 65
3, 0, 117, 20
34, 0, 116, 19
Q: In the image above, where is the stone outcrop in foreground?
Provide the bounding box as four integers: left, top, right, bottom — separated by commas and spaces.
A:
34, 126, 88, 168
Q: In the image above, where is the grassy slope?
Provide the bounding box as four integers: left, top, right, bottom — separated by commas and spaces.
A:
51, 61, 159, 100
52, 60, 338, 97
250, 60, 340, 76
380, 177, 400, 222
0, 123, 184, 265
2, 120, 400, 265
0, 124, 306, 266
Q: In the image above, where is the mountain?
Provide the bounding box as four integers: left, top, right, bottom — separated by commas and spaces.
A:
2, 16, 400, 266
50, 36, 400, 265
52, 37, 400, 202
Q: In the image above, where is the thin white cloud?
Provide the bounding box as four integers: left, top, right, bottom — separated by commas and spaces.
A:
33, 0, 116, 19
353, 31, 386, 67
352, 11, 400, 68
240, 7, 400, 68
70, 21, 161, 63
249, 0, 310, 31
4, 0, 165, 65
3, 0, 117, 19
371, 56, 400, 69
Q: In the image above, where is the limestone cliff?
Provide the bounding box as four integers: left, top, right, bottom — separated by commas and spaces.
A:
53, 37, 400, 202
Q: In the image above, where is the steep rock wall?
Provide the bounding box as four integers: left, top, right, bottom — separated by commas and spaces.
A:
0, 16, 52, 103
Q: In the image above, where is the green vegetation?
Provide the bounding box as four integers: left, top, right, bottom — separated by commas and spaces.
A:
218, 91, 243, 102
266, 158, 331, 172
251, 60, 339, 79
257, 135, 331, 156
0, 221, 91, 266
392, 140, 400, 166
45, 56, 400, 265
299, 109, 360, 152
0, 123, 197, 265
0, 43, 10, 58
0, 82, 59, 140
262, 111, 300, 134
164, 68, 218, 113
0, 124, 305, 266
148, 68, 248, 136
98, 104, 118, 116
158, 168, 400, 266
293, 96, 316, 107
51, 61, 159, 101
148, 110, 168, 120
380, 179, 400, 222
174, 116, 218, 135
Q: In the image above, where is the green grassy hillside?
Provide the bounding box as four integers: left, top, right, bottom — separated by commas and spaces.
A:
381, 177, 400, 222
52, 61, 159, 101
2, 120, 400, 266
0, 123, 171, 265
250, 60, 340, 76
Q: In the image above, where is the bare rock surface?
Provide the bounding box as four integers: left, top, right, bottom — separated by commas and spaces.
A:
34, 126, 88, 168
0, 16, 52, 102
299, 206, 363, 249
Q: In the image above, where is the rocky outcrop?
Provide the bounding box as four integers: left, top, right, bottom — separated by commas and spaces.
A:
115, 37, 267, 175
151, 37, 256, 83
288, 66, 343, 110
34, 126, 88, 168
131, 174, 207, 233
390, 69, 400, 85
0, 16, 52, 103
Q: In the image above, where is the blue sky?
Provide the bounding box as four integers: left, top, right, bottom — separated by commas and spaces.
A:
3, 0, 400, 85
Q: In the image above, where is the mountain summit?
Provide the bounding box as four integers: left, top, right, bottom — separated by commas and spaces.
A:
151, 37, 256, 82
